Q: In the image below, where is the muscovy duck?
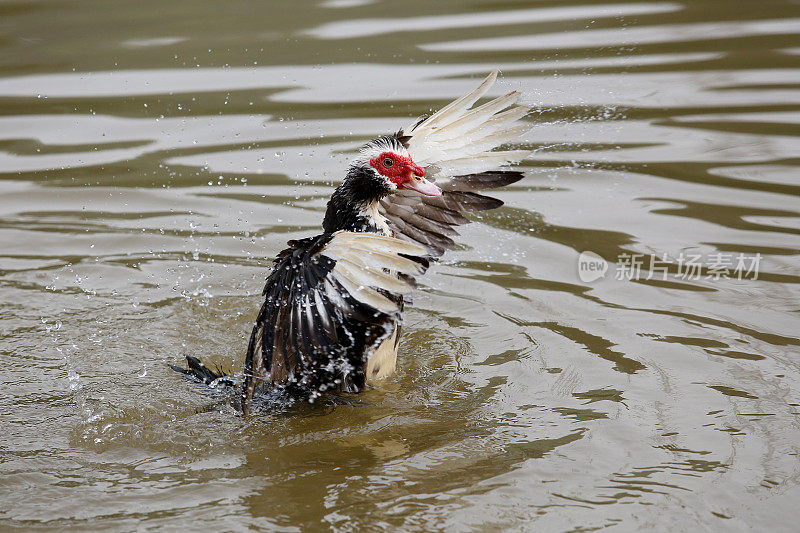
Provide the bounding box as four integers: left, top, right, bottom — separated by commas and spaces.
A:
174, 71, 531, 414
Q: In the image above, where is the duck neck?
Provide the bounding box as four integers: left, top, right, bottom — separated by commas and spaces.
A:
322, 168, 392, 235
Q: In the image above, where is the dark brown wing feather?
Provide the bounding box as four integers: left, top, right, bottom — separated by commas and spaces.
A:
379, 170, 523, 258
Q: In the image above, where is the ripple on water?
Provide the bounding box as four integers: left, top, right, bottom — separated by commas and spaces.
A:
1, 0, 800, 530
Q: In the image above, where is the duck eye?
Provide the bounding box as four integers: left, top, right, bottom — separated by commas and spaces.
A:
382, 158, 394, 168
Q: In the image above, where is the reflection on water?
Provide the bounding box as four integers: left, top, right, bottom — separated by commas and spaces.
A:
1, 0, 799, 530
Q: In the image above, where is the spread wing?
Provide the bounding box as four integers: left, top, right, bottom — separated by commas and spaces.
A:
379, 171, 524, 258
399, 70, 531, 178
380, 70, 531, 257
241, 231, 427, 414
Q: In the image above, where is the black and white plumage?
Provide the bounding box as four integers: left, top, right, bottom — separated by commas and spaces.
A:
240, 231, 428, 410
173, 71, 532, 414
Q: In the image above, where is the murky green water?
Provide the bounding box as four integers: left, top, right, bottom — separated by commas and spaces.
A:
1, 0, 799, 530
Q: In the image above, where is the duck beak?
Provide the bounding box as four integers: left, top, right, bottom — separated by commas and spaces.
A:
404, 173, 442, 196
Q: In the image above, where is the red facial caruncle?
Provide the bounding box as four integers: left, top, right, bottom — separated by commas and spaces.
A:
369, 151, 441, 196
369, 151, 425, 184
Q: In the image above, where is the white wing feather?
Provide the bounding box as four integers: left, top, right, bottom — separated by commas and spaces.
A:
402, 70, 532, 177
320, 232, 427, 313
431, 151, 532, 177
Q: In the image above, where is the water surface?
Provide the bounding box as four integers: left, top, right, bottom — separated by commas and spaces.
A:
1, 0, 799, 530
